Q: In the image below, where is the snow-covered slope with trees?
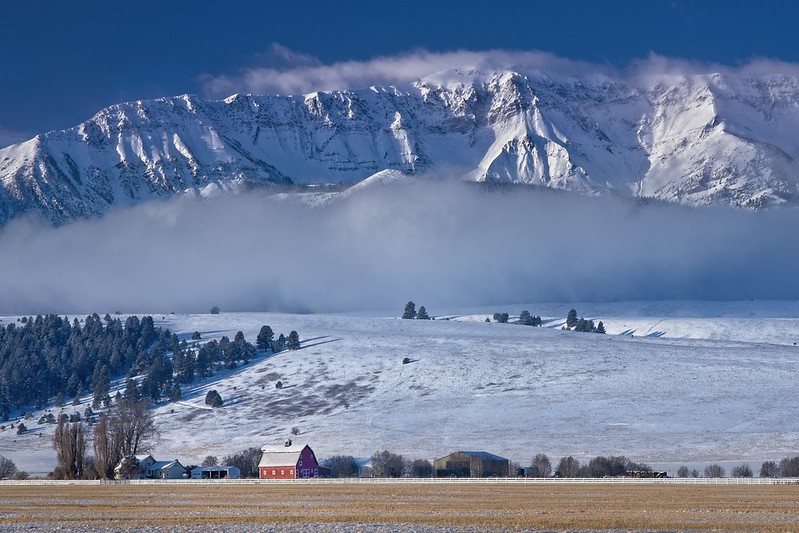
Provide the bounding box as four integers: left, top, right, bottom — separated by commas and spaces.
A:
2, 301, 799, 476
4, 69, 799, 224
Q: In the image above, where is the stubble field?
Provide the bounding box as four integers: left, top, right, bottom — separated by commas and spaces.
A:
1, 482, 798, 532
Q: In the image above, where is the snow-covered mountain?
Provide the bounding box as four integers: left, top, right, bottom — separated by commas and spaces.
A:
4, 68, 799, 224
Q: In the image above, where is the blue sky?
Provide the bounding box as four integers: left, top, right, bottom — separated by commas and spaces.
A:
1, 0, 797, 146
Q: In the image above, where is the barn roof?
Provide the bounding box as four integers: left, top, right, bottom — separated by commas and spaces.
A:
449, 451, 508, 462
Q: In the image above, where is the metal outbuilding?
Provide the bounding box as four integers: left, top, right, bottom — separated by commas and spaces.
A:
434, 451, 509, 477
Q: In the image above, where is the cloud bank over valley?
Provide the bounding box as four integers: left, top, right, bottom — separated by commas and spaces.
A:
0, 181, 796, 315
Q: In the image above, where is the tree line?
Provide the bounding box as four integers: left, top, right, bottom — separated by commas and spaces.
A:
0, 314, 302, 420
0, 314, 162, 418
565, 309, 605, 334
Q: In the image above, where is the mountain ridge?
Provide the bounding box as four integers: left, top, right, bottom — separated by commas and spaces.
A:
3, 69, 799, 224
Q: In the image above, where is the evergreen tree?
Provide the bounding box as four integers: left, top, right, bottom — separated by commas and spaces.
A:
169, 384, 182, 402
596, 321, 606, 334
138, 316, 156, 352
195, 345, 212, 379
518, 310, 533, 326
91, 364, 110, 409
144, 348, 171, 401
220, 336, 235, 369
177, 348, 195, 384
123, 378, 140, 402
566, 309, 578, 329
402, 301, 417, 319
272, 333, 286, 353
286, 331, 300, 350
256, 326, 274, 352
493, 312, 509, 323
66, 372, 82, 398
1, 378, 12, 421
416, 306, 430, 320
205, 390, 223, 408
171, 349, 184, 383
233, 331, 254, 363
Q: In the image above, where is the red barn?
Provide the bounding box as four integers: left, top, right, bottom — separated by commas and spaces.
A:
258, 440, 328, 479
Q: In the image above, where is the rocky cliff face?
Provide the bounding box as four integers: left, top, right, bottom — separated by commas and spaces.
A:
3, 69, 799, 224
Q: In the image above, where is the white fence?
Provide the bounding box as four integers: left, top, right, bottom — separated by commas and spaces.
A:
2, 477, 798, 486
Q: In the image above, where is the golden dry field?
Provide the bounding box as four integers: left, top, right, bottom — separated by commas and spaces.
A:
1, 482, 798, 531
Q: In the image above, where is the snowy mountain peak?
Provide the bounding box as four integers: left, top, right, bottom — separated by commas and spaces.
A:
3, 69, 799, 224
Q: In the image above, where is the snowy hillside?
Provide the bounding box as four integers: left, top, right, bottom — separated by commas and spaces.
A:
4, 69, 799, 224
3, 300, 799, 476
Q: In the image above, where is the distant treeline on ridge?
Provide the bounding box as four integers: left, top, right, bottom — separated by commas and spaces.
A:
0, 314, 296, 420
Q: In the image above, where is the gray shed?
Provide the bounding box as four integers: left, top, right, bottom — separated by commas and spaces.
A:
434, 451, 509, 478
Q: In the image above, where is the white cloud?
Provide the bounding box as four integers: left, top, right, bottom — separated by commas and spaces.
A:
201, 46, 799, 99
0, 181, 797, 315
200, 47, 606, 97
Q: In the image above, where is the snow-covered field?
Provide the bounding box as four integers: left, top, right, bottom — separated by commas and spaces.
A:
3, 300, 799, 476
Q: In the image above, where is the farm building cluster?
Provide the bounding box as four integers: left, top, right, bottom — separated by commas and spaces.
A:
112, 440, 329, 481
114, 454, 241, 480
120, 439, 678, 480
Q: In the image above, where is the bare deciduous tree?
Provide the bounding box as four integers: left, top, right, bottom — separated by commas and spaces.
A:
760, 461, 779, 478
371, 450, 405, 478
704, 464, 725, 478
556, 456, 581, 478
779, 456, 799, 477
530, 454, 552, 477
93, 414, 122, 479
0, 455, 18, 479
53, 417, 87, 479
731, 464, 753, 478
223, 447, 263, 478
409, 459, 433, 478
322, 455, 360, 478
113, 399, 158, 456
92, 398, 157, 479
